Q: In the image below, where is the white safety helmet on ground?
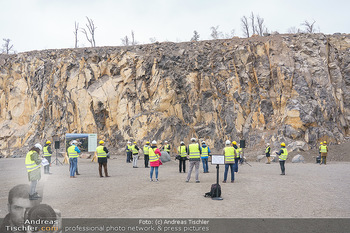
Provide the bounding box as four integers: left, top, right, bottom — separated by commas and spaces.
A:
225, 140, 231, 145
34, 143, 42, 151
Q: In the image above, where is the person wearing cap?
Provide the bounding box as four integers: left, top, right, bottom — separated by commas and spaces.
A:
223, 140, 236, 183
177, 141, 188, 173
43, 141, 53, 174
162, 140, 171, 156
67, 140, 81, 178
143, 141, 150, 168
149, 140, 162, 181
276, 142, 288, 175
320, 141, 328, 165
232, 141, 240, 172
25, 143, 43, 200
96, 140, 110, 177
131, 141, 140, 168
201, 141, 211, 173
126, 141, 132, 163
265, 143, 271, 164
186, 138, 201, 183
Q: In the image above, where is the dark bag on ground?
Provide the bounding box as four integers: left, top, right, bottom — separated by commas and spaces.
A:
204, 184, 221, 198
316, 155, 321, 164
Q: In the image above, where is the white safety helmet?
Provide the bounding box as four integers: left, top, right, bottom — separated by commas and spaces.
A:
127, 141, 131, 144
34, 143, 42, 151
152, 140, 157, 145
191, 138, 196, 142
225, 140, 231, 145
267, 143, 270, 146
71, 140, 78, 145
202, 141, 206, 144
180, 141, 185, 145
165, 140, 168, 143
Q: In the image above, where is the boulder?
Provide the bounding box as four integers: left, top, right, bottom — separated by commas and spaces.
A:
292, 154, 305, 163
160, 151, 171, 163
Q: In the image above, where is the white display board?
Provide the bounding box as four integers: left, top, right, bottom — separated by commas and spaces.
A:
88, 134, 97, 152
211, 154, 225, 165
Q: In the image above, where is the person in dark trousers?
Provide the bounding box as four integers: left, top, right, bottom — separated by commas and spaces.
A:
96, 140, 110, 177
232, 141, 240, 172
143, 141, 150, 168
320, 141, 328, 165
126, 141, 132, 163
177, 141, 188, 173
276, 142, 288, 175
43, 141, 52, 174
223, 140, 236, 183
265, 143, 271, 164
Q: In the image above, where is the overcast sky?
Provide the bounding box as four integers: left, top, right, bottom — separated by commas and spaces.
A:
1, 0, 349, 53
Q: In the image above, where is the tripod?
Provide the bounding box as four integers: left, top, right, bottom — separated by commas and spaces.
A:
51, 148, 63, 165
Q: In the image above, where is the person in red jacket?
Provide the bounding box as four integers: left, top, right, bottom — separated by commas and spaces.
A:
149, 140, 162, 182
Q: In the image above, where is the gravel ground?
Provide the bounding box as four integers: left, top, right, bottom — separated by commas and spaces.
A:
1, 156, 350, 219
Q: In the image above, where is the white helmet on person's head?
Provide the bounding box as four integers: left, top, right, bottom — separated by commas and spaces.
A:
191, 138, 196, 142
225, 140, 231, 145
71, 140, 78, 145
34, 143, 42, 151
152, 140, 157, 145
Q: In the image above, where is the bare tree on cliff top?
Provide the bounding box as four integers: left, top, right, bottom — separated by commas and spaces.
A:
131, 30, 138, 45
81, 16, 96, 47
2, 38, 15, 54
301, 20, 317, 33
73, 21, 79, 48
191, 30, 200, 41
121, 36, 129, 46
241, 16, 250, 38
256, 15, 267, 36
210, 25, 223, 39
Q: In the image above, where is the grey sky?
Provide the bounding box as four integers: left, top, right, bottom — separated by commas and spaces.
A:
1, 0, 349, 53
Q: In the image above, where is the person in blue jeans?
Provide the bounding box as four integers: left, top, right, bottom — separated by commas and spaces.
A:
67, 140, 81, 178
201, 141, 211, 173
223, 140, 235, 183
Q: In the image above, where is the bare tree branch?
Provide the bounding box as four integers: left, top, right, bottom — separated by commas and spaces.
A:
121, 36, 129, 46
191, 30, 200, 41
210, 25, 223, 39
224, 29, 235, 39
250, 12, 257, 35
241, 16, 250, 38
131, 30, 138, 45
256, 15, 266, 36
81, 16, 96, 47
73, 21, 79, 48
2, 39, 14, 54
301, 20, 316, 33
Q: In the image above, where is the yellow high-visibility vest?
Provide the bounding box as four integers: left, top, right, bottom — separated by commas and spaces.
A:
178, 145, 187, 157
188, 144, 200, 159
236, 148, 242, 158
143, 145, 150, 155
164, 144, 170, 152
131, 145, 138, 154
68, 145, 78, 158
224, 147, 235, 163
279, 148, 288, 160
96, 145, 107, 158
43, 145, 52, 157
320, 145, 327, 153
201, 147, 209, 158
265, 146, 270, 154
25, 151, 41, 172
149, 147, 159, 162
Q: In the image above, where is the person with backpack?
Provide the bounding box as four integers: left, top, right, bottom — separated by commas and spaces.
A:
149, 140, 162, 182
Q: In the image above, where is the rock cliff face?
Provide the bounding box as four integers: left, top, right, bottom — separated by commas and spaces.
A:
0, 33, 349, 156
